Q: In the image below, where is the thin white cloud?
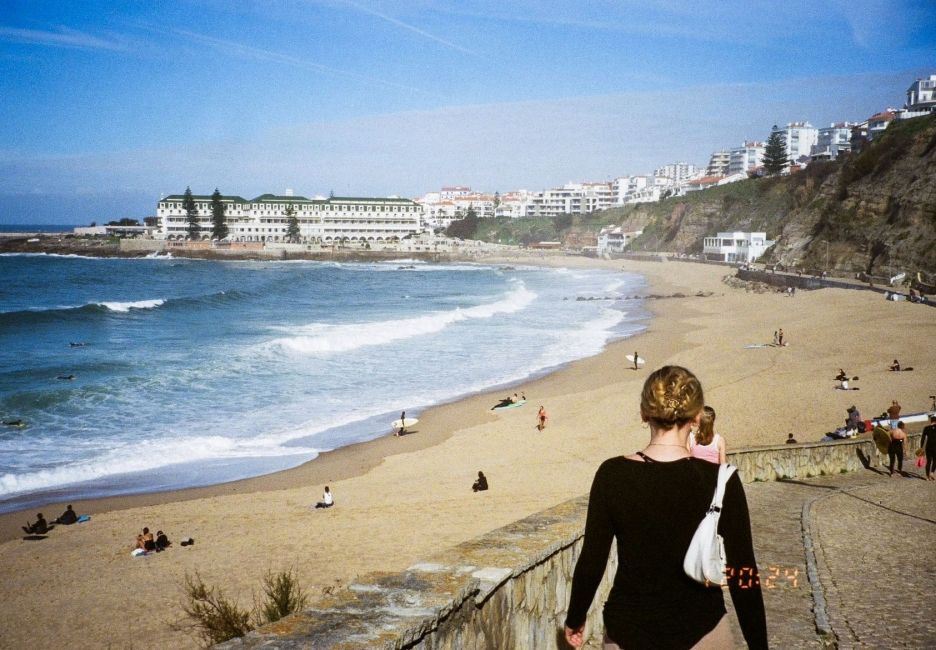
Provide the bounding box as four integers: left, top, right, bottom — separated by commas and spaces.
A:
172, 28, 437, 96
342, 0, 476, 55
0, 25, 125, 51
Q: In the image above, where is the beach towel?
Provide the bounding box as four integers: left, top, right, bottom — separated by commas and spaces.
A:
77, 515, 91, 523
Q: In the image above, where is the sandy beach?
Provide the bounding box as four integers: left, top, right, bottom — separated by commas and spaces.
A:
1, 257, 933, 649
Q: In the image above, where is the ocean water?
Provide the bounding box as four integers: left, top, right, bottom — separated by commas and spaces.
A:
0, 254, 647, 512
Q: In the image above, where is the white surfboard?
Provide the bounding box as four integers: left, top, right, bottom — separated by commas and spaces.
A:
625, 354, 645, 365
392, 417, 419, 429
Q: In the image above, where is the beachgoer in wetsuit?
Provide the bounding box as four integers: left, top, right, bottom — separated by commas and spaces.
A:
921, 416, 936, 481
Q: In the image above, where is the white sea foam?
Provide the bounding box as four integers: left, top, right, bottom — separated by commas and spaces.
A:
98, 298, 165, 312
266, 283, 536, 355
0, 434, 319, 498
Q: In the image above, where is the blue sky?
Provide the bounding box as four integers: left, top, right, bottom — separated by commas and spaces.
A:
0, 1, 933, 224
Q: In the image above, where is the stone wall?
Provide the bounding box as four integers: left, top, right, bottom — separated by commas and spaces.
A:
118, 238, 166, 252
217, 434, 922, 649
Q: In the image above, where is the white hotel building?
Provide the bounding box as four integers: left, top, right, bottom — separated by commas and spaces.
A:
156, 193, 423, 243
702, 231, 774, 263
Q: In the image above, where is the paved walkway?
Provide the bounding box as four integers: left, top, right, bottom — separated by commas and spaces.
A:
726, 461, 936, 649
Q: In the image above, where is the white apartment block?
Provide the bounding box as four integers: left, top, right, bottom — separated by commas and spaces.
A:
906, 74, 936, 113
703, 231, 774, 263
728, 141, 764, 176
772, 122, 818, 164
653, 162, 699, 183
811, 122, 855, 161
439, 186, 473, 200
157, 193, 423, 243
706, 151, 730, 177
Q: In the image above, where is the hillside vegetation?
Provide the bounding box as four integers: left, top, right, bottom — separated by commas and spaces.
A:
466, 114, 936, 277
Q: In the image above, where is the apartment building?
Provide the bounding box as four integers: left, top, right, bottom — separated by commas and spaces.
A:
906, 74, 936, 113
771, 122, 819, 164
728, 141, 764, 176
705, 150, 730, 177
157, 192, 422, 243
811, 122, 855, 161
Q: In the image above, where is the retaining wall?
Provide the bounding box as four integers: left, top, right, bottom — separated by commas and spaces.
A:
218, 433, 922, 649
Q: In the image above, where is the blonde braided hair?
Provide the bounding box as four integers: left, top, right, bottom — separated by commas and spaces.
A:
640, 365, 704, 429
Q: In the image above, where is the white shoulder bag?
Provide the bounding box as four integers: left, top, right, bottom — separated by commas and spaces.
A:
683, 463, 736, 587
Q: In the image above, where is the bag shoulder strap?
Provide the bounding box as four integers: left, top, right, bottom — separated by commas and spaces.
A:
710, 463, 737, 510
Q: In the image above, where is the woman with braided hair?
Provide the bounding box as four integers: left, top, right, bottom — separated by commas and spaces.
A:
564, 365, 767, 649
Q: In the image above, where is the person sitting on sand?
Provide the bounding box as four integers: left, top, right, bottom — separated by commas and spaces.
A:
54, 505, 78, 525
785, 433, 798, 444
889, 359, 901, 371
835, 369, 848, 382
23, 513, 51, 535
155, 530, 171, 551
314, 486, 334, 509
510, 393, 519, 403
136, 527, 156, 551
688, 406, 727, 464
472, 471, 489, 492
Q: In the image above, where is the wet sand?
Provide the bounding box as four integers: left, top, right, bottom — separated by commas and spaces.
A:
1, 257, 933, 649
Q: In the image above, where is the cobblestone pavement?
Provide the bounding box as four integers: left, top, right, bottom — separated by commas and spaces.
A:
731, 462, 936, 649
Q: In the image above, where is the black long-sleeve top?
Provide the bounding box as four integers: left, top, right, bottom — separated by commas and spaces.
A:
565, 456, 768, 649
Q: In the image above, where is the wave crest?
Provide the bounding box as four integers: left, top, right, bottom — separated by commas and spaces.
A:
268, 283, 537, 355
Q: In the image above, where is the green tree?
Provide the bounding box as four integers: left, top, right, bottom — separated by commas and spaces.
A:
183, 187, 200, 240
211, 189, 228, 240
445, 208, 480, 240
763, 127, 788, 176
285, 205, 300, 242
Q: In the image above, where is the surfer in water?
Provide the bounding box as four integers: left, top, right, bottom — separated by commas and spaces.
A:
56, 374, 76, 380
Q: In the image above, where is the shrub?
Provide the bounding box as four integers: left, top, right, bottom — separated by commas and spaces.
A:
256, 568, 308, 625
179, 572, 253, 646
178, 569, 309, 646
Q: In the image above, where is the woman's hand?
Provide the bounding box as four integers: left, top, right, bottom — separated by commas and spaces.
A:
564, 625, 585, 648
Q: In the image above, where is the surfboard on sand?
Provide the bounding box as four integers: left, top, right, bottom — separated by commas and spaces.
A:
625, 354, 645, 365
392, 417, 418, 429
871, 426, 891, 455
492, 400, 526, 411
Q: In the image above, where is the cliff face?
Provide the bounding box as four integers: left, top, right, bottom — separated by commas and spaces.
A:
621, 114, 936, 277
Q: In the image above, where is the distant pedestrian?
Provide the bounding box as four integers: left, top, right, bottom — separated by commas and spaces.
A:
537, 405, 548, 431
472, 471, 488, 492
921, 415, 936, 481
633, 351, 640, 371
772, 330, 779, 346
778, 328, 785, 346
397, 411, 406, 436
889, 422, 907, 477
886, 400, 901, 428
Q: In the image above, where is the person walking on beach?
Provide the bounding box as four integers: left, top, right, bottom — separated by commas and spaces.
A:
689, 406, 727, 464
772, 330, 779, 346
921, 415, 936, 481
537, 405, 548, 431
563, 366, 767, 649
886, 400, 901, 428
397, 411, 406, 436
889, 421, 907, 477
778, 328, 785, 346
